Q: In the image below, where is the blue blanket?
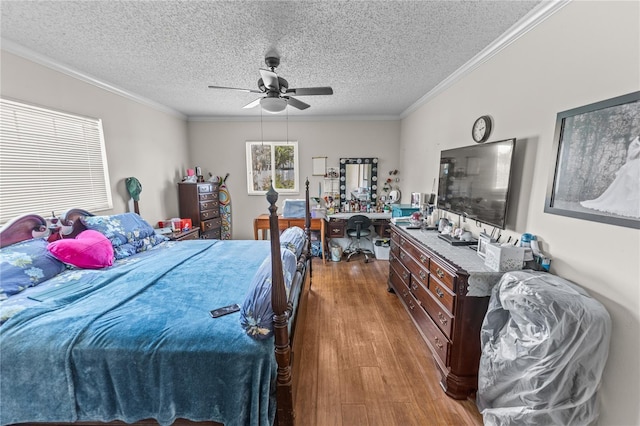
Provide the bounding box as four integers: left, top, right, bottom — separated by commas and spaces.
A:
0, 239, 276, 426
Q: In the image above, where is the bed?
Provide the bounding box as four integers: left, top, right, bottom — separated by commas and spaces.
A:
0, 181, 312, 426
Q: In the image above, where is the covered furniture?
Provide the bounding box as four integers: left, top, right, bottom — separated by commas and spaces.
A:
477, 270, 611, 426
0, 182, 313, 426
344, 214, 373, 262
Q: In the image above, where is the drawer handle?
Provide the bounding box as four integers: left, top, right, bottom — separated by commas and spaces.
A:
419, 270, 427, 281
436, 268, 445, 279
402, 271, 409, 280
434, 336, 444, 350
438, 312, 448, 326
420, 254, 427, 264
332, 229, 341, 234
400, 239, 406, 246
400, 252, 406, 260
411, 283, 418, 291
435, 287, 444, 298
402, 289, 408, 297
408, 300, 415, 311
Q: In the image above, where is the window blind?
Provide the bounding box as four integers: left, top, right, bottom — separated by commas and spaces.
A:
0, 98, 112, 224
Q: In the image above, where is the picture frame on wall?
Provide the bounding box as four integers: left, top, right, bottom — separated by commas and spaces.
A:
312, 157, 326, 176
544, 91, 640, 229
246, 141, 299, 195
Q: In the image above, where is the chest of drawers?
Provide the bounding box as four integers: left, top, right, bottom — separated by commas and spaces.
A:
388, 225, 490, 399
178, 182, 221, 240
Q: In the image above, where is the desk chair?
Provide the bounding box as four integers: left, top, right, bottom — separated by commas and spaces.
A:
345, 214, 374, 262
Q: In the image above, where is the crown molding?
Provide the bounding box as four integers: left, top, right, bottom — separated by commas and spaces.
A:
1, 38, 186, 120
400, 0, 571, 119
188, 114, 401, 122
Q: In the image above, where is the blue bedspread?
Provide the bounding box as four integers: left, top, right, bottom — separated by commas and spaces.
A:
0, 239, 277, 426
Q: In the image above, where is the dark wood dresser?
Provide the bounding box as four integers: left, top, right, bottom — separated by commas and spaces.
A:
388, 224, 495, 399
178, 182, 221, 240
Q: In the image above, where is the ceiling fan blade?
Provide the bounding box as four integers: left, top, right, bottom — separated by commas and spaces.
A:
242, 98, 262, 109
208, 85, 262, 94
259, 68, 280, 92
285, 87, 333, 96
284, 96, 310, 110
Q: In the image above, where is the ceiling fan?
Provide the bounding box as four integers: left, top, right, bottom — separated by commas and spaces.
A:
208, 56, 333, 113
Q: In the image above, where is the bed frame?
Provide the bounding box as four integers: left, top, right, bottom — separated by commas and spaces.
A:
0, 180, 312, 426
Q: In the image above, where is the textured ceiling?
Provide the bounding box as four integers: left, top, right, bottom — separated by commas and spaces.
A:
1, 1, 544, 118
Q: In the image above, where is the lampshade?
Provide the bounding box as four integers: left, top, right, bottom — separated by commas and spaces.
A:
260, 97, 287, 113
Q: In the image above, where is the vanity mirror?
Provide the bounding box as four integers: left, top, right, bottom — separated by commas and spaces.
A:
339, 157, 378, 206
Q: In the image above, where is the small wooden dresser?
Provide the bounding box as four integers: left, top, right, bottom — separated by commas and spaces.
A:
389, 224, 501, 399
178, 182, 221, 240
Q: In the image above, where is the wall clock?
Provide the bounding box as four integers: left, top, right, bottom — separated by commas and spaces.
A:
472, 115, 493, 143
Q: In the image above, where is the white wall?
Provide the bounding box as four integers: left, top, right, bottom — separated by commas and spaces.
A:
0, 51, 190, 224
188, 119, 401, 239
400, 2, 639, 425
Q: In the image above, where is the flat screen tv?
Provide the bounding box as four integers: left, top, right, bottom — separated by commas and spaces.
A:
437, 138, 516, 229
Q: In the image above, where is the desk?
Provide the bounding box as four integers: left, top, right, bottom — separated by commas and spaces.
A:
326, 212, 392, 239
253, 214, 326, 263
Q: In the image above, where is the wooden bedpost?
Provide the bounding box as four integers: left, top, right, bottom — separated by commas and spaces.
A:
304, 178, 312, 287
266, 185, 295, 426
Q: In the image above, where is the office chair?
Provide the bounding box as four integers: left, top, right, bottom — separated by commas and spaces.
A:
345, 214, 374, 262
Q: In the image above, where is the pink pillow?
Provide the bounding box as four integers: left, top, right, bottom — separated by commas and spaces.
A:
47, 230, 114, 269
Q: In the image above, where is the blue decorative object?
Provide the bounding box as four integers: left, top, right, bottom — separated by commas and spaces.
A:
0, 239, 279, 426
240, 248, 298, 339
282, 199, 307, 218
279, 226, 306, 258
0, 239, 65, 300
82, 213, 167, 259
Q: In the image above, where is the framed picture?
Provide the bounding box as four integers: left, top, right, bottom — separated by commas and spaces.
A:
476, 233, 496, 259
246, 141, 299, 195
312, 157, 326, 176
544, 91, 640, 229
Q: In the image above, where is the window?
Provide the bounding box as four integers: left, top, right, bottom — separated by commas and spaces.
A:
246, 141, 299, 195
0, 98, 112, 224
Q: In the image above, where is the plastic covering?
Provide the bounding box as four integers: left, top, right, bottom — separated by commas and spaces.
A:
477, 270, 611, 426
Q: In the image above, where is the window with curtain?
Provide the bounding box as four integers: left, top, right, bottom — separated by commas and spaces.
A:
0, 98, 112, 224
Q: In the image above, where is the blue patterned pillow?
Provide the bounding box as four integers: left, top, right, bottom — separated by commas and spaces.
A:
0, 239, 66, 300
240, 248, 298, 339
82, 213, 168, 259
279, 226, 306, 258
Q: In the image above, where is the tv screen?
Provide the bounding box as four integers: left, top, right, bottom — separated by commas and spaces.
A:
437, 139, 516, 229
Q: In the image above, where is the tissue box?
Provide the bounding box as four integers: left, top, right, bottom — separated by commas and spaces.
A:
484, 244, 525, 272
282, 199, 306, 218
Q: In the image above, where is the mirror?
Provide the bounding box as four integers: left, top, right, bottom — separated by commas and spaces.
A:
339, 157, 378, 207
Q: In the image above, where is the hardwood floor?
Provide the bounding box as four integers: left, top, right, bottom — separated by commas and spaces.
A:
294, 257, 484, 426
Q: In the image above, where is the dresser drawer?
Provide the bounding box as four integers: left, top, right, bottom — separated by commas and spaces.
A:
390, 229, 400, 246
407, 294, 450, 368
403, 238, 430, 270
201, 217, 222, 233
199, 193, 216, 202
400, 248, 429, 289
389, 267, 411, 296
429, 276, 456, 314
201, 228, 221, 240
200, 207, 220, 221
197, 183, 214, 193
421, 287, 454, 339
200, 200, 219, 212
430, 260, 456, 292
328, 221, 345, 238
390, 254, 411, 288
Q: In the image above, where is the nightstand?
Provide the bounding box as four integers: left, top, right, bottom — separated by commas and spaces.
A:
167, 228, 200, 241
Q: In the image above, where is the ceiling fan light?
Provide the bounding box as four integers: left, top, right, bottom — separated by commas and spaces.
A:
260, 97, 287, 113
